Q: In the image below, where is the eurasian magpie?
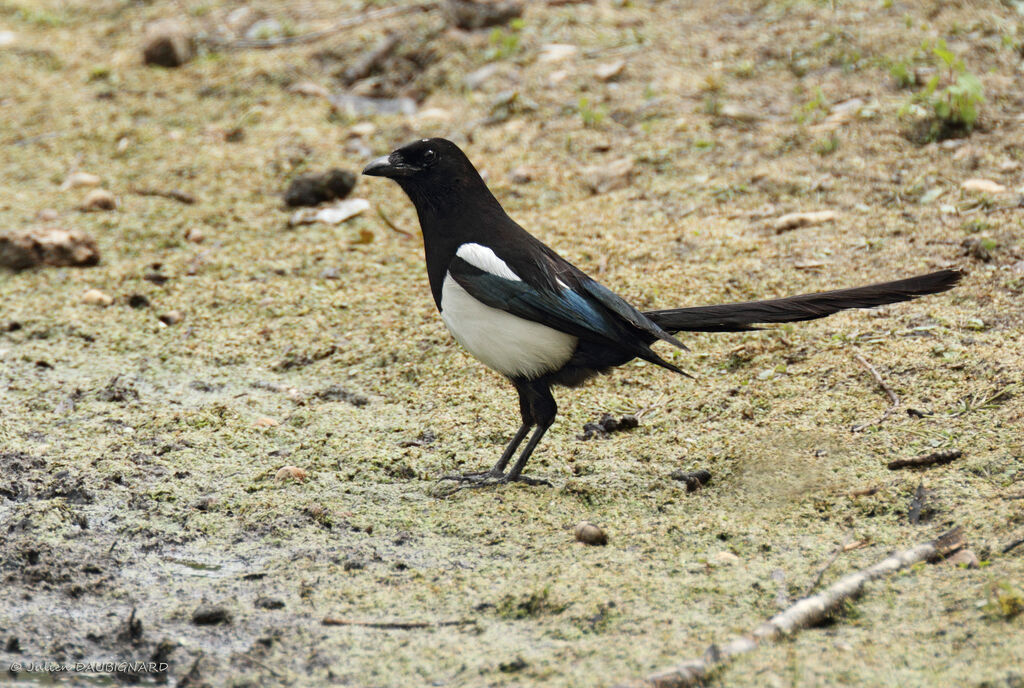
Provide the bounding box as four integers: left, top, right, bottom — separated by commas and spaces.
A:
363, 138, 962, 485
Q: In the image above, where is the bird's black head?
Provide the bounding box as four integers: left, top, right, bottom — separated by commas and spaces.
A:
362, 138, 498, 219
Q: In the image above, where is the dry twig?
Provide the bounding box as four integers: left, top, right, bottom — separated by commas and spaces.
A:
887, 449, 962, 471
321, 617, 475, 630
615, 528, 964, 688
851, 353, 900, 432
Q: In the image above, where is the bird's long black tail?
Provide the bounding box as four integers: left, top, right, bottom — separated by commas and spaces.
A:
645, 269, 962, 333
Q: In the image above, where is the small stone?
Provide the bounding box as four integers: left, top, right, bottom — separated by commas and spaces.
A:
275, 465, 308, 482
574, 521, 608, 546
256, 417, 280, 428
998, 159, 1020, 172
415, 107, 453, 123
255, 597, 285, 610
961, 178, 1006, 194
36, 209, 59, 222
142, 19, 192, 68
127, 294, 150, 309
349, 122, 376, 138
320, 267, 341, 280
508, 166, 533, 184
946, 549, 980, 568
446, 0, 523, 30
0, 30, 15, 47
81, 189, 116, 212
719, 103, 762, 123
287, 81, 330, 99
539, 43, 578, 63
772, 210, 837, 233
158, 310, 183, 326
713, 551, 740, 565
581, 157, 634, 194
81, 289, 113, 306
191, 604, 231, 625
0, 228, 100, 270
284, 169, 357, 207
60, 172, 101, 191
595, 60, 625, 81
184, 227, 204, 243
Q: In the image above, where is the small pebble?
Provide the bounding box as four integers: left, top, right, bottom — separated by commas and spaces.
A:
184, 227, 204, 243
275, 465, 308, 481
81, 289, 113, 306
36, 209, 59, 222
947, 549, 980, 569
255, 597, 285, 610
713, 551, 740, 565
256, 417, 281, 428
142, 19, 192, 67
961, 178, 1006, 194
508, 166, 533, 184
574, 521, 608, 546
191, 604, 231, 625
127, 294, 150, 309
81, 189, 116, 212
284, 169, 357, 207
60, 172, 101, 190
539, 43, 578, 63
772, 210, 837, 233
158, 310, 183, 326
595, 60, 625, 81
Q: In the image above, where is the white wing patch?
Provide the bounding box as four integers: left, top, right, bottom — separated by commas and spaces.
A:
440, 274, 576, 379
455, 243, 521, 282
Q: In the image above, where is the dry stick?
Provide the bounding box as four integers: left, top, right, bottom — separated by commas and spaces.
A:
887, 449, 962, 470
1002, 537, 1024, 555
321, 617, 475, 630
851, 353, 900, 432
131, 187, 197, 204
204, 3, 437, 50
376, 206, 414, 238
616, 527, 964, 688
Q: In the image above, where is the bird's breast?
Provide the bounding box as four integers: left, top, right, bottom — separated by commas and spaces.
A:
439, 274, 577, 379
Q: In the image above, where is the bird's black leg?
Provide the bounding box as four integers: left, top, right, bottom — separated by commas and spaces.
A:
440, 421, 532, 482
438, 380, 555, 487
503, 420, 554, 484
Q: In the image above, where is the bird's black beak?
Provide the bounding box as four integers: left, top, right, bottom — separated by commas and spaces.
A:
362, 154, 413, 179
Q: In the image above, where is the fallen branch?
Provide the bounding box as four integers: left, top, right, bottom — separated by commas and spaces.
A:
375, 206, 414, 238
887, 449, 962, 471
203, 3, 437, 50
321, 617, 475, 630
615, 527, 964, 688
802, 539, 870, 597
851, 353, 900, 432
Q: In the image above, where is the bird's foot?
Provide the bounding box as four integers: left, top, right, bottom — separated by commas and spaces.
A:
435, 470, 552, 489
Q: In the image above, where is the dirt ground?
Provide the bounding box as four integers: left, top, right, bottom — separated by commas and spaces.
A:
2, 1, 1023, 686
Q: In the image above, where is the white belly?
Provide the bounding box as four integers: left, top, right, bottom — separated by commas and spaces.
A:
440, 274, 577, 379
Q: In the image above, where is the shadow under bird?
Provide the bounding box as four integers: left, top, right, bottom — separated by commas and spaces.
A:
363, 138, 961, 486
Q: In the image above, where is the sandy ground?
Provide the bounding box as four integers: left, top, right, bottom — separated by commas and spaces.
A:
1, 1, 1023, 686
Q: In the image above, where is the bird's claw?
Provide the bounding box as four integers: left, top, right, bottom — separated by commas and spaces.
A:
436, 471, 552, 488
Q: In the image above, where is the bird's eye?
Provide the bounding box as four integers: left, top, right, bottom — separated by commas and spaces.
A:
423, 149, 437, 165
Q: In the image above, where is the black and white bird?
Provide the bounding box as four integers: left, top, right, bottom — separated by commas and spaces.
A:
363, 138, 961, 486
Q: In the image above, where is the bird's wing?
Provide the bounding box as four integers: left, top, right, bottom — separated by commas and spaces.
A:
447, 254, 684, 373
